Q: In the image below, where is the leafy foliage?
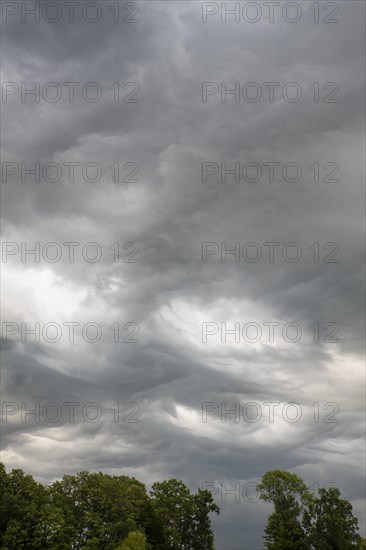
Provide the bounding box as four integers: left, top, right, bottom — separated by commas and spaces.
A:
1, 463, 363, 549
115, 531, 147, 550
257, 470, 309, 549
150, 479, 219, 550
257, 470, 362, 550
303, 486, 362, 549
0, 463, 218, 550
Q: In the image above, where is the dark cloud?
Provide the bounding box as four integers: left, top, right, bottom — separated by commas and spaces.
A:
1, 1, 365, 547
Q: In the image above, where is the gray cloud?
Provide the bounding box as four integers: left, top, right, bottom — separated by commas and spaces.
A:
1, 1, 365, 548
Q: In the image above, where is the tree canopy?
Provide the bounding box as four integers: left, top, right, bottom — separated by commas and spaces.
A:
1, 463, 363, 549
0, 463, 218, 550
257, 470, 362, 550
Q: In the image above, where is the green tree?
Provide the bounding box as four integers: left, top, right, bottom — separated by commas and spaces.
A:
150, 479, 192, 549
49, 471, 151, 549
187, 488, 219, 550
116, 531, 147, 550
257, 470, 310, 550
303, 486, 361, 549
150, 479, 219, 550
0, 463, 50, 549
0, 463, 221, 549
257, 471, 363, 550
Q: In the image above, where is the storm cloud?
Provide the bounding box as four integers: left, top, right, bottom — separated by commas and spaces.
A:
1, 1, 365, 548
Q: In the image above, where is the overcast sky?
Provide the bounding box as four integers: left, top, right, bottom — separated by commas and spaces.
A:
1, 1, 365, 548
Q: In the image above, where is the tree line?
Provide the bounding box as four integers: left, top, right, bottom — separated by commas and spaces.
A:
0, 463, 218, 549
0, 463, 364, 549
257, 470, 364, 549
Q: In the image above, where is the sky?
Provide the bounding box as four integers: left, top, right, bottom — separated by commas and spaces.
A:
0, 1, 365, 548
